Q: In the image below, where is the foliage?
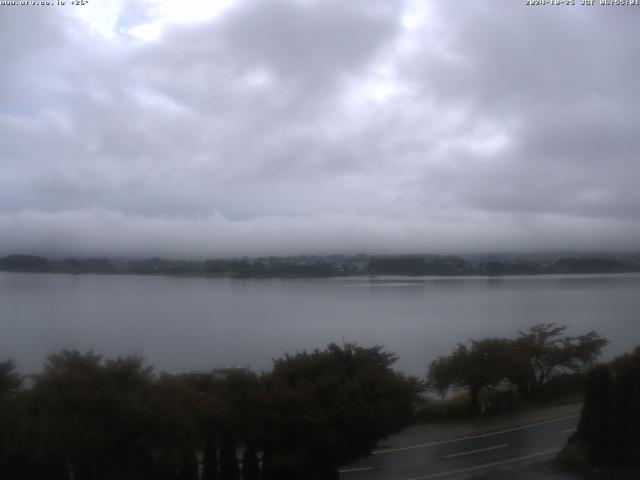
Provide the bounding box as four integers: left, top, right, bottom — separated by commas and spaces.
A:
241, 445, 260, 480
4, 328, 605, 477
201, 434, 218, 480
0, 360, 22, 401
428, 338, 511, 413
176, 449, 199, 480
0, 359, 23, 478
7, 351, 204, 480
427, 324, 608, 412
261, 343, 421, 475
1, 343, 420, 479
574, 346, 640, 467
508, 323, 608, 398
28, 351, 161, 479
219, 434, 240, 480
576, 365, 614, 465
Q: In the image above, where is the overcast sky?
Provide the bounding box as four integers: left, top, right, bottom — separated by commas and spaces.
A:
1, 0, 639, 258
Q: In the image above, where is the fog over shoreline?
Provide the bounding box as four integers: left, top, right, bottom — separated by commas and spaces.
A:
0, 208, 638, 259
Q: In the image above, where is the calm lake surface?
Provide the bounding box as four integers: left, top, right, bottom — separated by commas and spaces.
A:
1, 272, 639, 376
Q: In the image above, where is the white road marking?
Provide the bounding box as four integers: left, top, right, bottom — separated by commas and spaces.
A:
402, 448, 561, 480
338, 466, 373, 473
443, 443, 509, 459
562, 428, 576, 434
373, 414, 578, 455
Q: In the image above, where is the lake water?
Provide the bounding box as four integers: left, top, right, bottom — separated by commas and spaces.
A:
1, 272, 639, 376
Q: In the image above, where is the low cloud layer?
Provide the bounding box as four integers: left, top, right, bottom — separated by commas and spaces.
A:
2, 208, 639, 258
1, 0, 639, 257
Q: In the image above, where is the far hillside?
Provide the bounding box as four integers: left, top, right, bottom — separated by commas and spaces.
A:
1, 252, 639, 277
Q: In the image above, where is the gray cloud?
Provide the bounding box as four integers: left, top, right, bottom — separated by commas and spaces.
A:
1, 208, 639, 258
1, 0, 639, 257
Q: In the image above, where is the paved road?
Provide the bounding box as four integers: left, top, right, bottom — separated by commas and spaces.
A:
339, 414, 579, 480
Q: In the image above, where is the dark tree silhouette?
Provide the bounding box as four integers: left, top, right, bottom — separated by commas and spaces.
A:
428, 338, 511, 413
176, 449, 199, 480
428, 324, 608, 412
261, 343, 420, 477
201, 434, 219, 480
0, 360, 21, 400
0, 360, 23, 479
508, 323, 608, 399
260, 449, 274, 480
573, 346, 640, 467
219, 433, 240, 480
22, 351, 201, 480
2, 343, 417, 479
575, 365, 614, 465
242, 444, 260, 480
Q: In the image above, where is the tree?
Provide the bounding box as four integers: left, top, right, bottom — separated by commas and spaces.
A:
2, 344, 423, 479
428, 338, 511, 413
25, 350, 203, 480
145, 373, 201, 477
508, 323, 608, 398
176, 449, 199, 480
261, 343, 420, 477
0, 360, 21, 401
572, 346, 640, 467
201, 434, 218, 480
0, 360, 23, 477
242, 444, 260, 480
574, 365, 614, 465
219, 433, 240, 480
427, 324, 608, 411
28, 351, 162, 479
609, 346, 640, 465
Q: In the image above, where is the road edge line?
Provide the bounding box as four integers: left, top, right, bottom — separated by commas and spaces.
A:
403, 448, 561, 480
373, 414, 578, 455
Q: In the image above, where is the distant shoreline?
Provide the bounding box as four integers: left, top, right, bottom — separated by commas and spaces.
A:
2, 268, 640, 281
1, 252, 639, 279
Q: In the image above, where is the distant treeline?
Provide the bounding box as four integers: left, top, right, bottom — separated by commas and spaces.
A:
368, 255, 640, 276
1, 253, 640, 277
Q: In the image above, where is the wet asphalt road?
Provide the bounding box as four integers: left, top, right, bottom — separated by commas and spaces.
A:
339, 414, 579, 480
